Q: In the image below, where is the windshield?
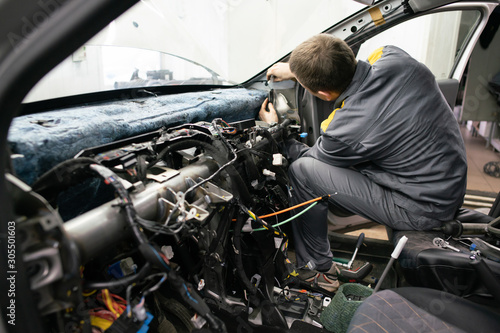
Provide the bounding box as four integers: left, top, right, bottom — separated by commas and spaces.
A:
24, 0, 365, 103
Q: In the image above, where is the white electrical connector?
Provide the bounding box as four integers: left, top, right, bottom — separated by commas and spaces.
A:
191, 314, 207, 329
242, 218, 254, 232
272, 153, 284, 166
132, 303, 147, 321
274, 237, 283, 249
161, 245, 174, 260
198, 279, 205, 291
262, 169, 276, 178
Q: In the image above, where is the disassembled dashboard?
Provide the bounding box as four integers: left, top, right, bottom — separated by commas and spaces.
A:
9, 106, 500, 333
8, 117, 333, 332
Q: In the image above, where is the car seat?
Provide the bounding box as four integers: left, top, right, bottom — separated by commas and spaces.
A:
347, 287, 500, 333
391, 204, 500, 306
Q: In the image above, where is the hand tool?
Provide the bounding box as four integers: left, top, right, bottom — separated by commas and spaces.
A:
433, 237, 460, 252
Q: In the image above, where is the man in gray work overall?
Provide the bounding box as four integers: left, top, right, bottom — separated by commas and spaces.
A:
259, 34, 467, 291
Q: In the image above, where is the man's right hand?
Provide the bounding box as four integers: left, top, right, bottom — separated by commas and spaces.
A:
267, 63, 295, 82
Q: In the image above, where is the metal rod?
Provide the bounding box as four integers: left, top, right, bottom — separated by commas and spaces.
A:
373, 235, 408, 293
64, 160, 218, 262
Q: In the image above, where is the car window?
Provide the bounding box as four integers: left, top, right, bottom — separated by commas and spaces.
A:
23, 0, 365, 103
356, 10, 481, 79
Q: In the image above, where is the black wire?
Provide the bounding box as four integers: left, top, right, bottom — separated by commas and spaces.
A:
232, 212, 258, 295
87, 163, 224, 330
147, 131, 213, 169
141, 273, 168, 298
208, 203, 235, 253
90, 164, 149, 246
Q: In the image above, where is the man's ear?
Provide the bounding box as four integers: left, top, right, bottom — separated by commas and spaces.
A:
317, 90, 340, 101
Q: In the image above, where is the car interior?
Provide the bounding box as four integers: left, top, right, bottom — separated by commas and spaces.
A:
1, 1, 500, 332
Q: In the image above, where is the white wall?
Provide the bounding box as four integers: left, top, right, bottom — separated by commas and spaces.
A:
356, 11, 463, 80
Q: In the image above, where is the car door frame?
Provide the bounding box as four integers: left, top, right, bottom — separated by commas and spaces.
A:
0, 1, 139, 332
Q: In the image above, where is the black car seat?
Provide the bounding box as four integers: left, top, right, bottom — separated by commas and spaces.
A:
347, 287, 500, 333
391, 205, 500, 306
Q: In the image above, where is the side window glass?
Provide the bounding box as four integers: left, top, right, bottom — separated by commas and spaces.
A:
356, 10, 480, 79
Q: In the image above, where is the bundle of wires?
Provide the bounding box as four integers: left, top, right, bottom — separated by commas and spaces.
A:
152, 118, 239, 236
90, 289, 127, 332
242, 206, 291, 256
183, 118, 238, 200
237, 195, 333, 284
217, 119, 237, 135
125, 273, 167, 318
88, 164, 223, 330
244, 194, 331, 233
136, 198, 186, 236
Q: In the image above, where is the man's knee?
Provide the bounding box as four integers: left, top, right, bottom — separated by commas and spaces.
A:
289, 158, 306, 176
289, 157, 316, 180
288, 158, 320, 203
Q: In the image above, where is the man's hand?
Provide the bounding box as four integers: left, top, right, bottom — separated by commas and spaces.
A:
259, 98, 279, 124
267, 63, 295, 82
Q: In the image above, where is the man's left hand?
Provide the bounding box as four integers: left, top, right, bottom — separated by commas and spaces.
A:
259, 98, 279, 124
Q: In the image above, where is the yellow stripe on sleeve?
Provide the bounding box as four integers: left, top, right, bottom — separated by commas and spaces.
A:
367, 46, 384, 65
320, 100, 345, 132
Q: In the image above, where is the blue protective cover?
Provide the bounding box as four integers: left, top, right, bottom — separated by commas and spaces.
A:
8, 88, 266, 184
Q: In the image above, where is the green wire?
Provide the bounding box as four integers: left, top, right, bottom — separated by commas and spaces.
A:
249, 201, 319, 232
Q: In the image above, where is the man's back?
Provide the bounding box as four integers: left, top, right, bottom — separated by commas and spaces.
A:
305, 46, 467, 221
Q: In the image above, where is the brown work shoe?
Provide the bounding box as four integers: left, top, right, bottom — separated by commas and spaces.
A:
304, 272, 339, 292
318, 261, 341, 275
297, 262, 340, 292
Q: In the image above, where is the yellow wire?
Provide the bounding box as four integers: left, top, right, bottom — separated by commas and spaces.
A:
102, 289, 118, 317
90, 316, 113, 331
82, 290, 97, 297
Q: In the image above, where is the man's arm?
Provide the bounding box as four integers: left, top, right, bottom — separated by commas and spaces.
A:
259, 100, 365, 166
302, 135, 367, 167
267, 62, 296, 82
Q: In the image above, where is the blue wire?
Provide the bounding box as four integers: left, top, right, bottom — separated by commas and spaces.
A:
183, 284, 199, 304
149, 245, 171, 271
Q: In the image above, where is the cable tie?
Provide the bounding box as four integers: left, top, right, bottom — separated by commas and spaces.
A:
321, 194, 331, 202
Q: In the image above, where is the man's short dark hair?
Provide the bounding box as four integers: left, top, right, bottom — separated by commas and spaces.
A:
289, 34, 357, 93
